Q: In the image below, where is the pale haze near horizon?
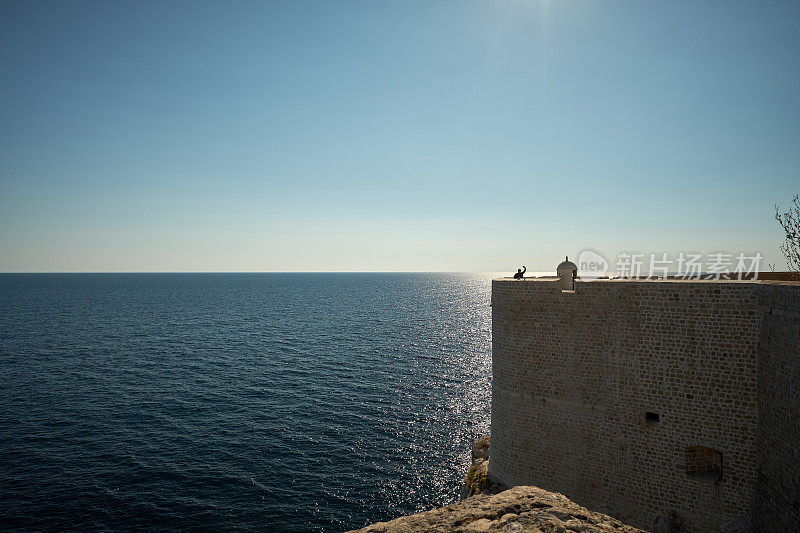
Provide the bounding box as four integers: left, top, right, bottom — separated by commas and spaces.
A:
0, 1, 798, 273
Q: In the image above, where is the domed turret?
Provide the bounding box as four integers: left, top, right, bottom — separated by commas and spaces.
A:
557, 256, 578, 290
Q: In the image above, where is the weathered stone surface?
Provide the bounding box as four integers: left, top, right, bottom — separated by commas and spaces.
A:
651, 509, 686, 532
348, 486, 644, 533
752, 282, 800, 532
489, 278, 800, 532
462, 436, 505, 499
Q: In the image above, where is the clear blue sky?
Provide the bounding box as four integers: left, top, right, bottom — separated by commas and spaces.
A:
1, 1, 798, 272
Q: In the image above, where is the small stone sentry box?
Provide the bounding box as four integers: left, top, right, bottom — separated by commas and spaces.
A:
556, 256, 578, 290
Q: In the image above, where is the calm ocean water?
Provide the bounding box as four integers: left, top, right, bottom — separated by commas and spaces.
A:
0, 273, 494, 532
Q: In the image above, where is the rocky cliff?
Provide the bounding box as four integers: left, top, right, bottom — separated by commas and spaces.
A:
462, 436, 504, 499
348, 485, 644, 532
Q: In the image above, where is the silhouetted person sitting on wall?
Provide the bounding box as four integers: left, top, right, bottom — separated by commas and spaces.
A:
513, 266, 526, 279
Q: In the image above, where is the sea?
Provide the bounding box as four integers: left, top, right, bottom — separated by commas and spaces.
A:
0, 273, 496, 532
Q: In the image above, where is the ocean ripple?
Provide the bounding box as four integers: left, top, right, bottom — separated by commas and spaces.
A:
0, 273, 494, 532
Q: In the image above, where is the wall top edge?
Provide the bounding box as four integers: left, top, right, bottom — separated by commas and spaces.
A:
492, 278, 800, 286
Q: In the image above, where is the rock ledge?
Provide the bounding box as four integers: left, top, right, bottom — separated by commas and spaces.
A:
348, 485, 644, 532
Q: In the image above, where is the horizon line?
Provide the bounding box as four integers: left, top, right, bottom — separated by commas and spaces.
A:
0, 270, 528, 275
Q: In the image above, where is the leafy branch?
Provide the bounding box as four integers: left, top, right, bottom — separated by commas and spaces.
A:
775, 194, 800, 272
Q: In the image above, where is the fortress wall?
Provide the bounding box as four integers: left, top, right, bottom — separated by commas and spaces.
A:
489, 279, 761, 532
752, 282, 800, 531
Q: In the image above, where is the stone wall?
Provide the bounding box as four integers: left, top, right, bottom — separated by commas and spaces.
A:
489, 278, 764, 531
752, 282, 800, 531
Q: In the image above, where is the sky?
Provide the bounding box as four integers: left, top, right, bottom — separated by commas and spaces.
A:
1, 0, 798, 272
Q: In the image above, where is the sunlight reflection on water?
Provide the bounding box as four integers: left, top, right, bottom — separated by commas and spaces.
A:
0, 273, 500, 531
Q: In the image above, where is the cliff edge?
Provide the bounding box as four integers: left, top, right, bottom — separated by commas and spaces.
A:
348, 485, 644, 532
